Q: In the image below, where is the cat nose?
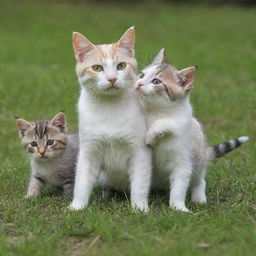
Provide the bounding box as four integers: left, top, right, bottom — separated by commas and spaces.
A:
39, 148, 45, 155
136, 82, 144, 89
108, 78, 117, 84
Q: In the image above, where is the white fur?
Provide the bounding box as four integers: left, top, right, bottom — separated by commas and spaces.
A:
238, 136, 249, 143
70, 42, 152, 212
144, 98, 205, 212
137, 63, 207, 212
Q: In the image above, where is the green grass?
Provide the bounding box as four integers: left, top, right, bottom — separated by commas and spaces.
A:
0, 0, 255, 255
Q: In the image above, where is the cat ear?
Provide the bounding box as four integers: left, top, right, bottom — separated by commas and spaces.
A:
72, 32, 96, 62
16, 118, 32, 138
178, 66, 197, 92
118, 26, 135, 55
50, 112, 66, 132
152, 48, 169, 65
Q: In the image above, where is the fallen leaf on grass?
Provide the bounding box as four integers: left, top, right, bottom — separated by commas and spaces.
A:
197, 242, 210, 250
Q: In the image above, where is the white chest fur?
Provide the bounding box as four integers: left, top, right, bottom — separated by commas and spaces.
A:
78, 89, 148, 189
142, 97, 208, 211
71, 87, 152, 211
78, 88, 147, 141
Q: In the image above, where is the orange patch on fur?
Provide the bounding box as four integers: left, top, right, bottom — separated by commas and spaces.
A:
86, 70, 97, 78
110, 43, 119, 58
96, 46, 107, 58
159, 66, 181, 101
126, 61, 136, 71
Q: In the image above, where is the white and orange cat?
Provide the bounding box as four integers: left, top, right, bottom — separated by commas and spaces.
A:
70, 27, 152, 211
135, 49, 248, 212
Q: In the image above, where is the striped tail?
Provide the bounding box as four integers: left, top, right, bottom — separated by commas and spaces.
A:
207, 136, 249, 161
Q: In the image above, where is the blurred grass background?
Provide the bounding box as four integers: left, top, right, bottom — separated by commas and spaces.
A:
0, 0, 255, 255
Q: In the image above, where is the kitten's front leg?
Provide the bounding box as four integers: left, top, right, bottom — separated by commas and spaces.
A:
145, 126, 160, 146
26, 176, 45, 198
63, 179, 74, 198
130, 147, 152, 213
69, 149, 99, 210
169, 159, 192, 212
146, 126, 171, 146
145, 120, 178, 146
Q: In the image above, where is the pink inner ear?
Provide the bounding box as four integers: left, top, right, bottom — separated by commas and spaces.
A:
118, 29, 135, 54
120, 38, 132, 48
51, 113, 66, 131
77, 46, 92, 62
17, 119, 32, 137
178, 78, 193, 92
54, 120, 65, 128
73, 32, 95, 62
178, 78, 187, 87
19, 129, 27, 137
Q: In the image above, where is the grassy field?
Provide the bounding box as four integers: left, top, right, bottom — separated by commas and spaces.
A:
0, 0, 255, 255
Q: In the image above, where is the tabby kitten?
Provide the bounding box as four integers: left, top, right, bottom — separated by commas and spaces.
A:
16, 112, 79, 198
135, 49, 248, 212
70, 27, 152, 212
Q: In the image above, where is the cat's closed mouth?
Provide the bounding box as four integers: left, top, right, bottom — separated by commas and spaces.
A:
106, 85, 119, 90
39, 155, 48, 159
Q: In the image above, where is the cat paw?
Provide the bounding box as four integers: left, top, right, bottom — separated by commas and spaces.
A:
170, 201, 190, 213
69, 201, 86, 210
145, 129, 170, 146
63, 190, 73, 199
145, 132, 155, 146
25, 192, 39, 198
191, 194, 207, 204
132, 202, 149, 213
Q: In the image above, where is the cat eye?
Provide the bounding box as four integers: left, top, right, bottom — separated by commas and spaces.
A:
92, 65, 103, 72
31, 141, 38, 147
139, 73, 145, 79
152, 78, 162, 85
46, 139, 54, 146
117, 62, 127, 70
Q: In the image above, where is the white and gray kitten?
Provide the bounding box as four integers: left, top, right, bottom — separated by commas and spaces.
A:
135, 49, 248, 212
16, 112, 79, 198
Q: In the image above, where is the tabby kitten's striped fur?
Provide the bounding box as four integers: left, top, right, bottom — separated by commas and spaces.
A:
16, 112, 79, 198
